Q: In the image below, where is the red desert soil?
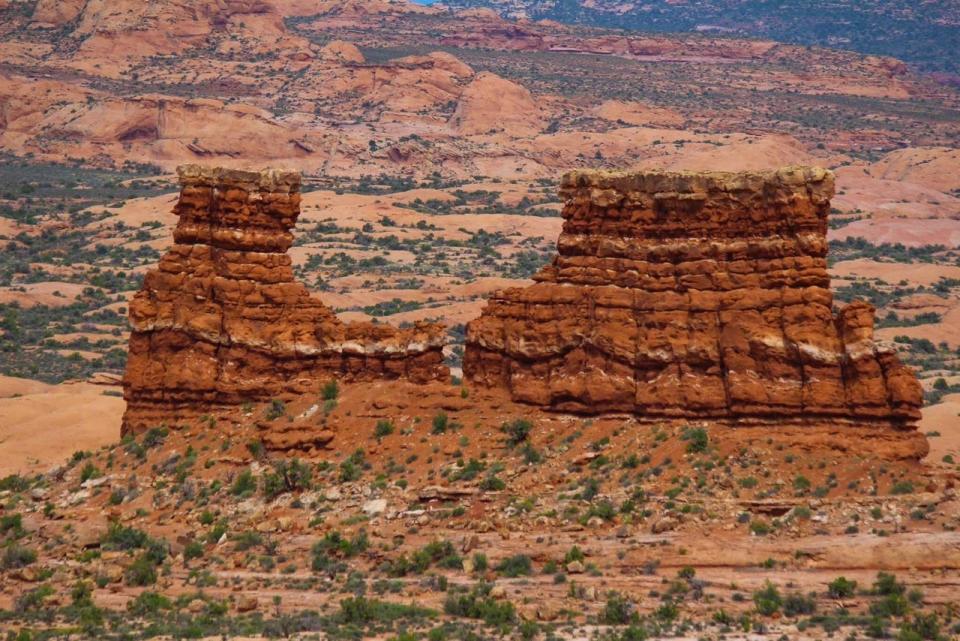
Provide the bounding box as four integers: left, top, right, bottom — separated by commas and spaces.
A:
0, 377, 123, 476
0, 379, 957, 638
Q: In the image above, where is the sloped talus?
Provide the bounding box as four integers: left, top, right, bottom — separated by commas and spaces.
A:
122, 165, 447, 434
463, 166, 925, 454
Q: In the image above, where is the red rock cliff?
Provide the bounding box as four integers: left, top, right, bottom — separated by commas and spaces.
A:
122, 165, 447, 434
464, 167, 923, 433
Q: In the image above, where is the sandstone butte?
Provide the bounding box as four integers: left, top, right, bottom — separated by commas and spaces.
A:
463, 166, 927, 455
121, 165, 447, 435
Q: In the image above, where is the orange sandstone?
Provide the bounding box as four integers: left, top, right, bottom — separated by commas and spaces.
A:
464, 167, 925, 454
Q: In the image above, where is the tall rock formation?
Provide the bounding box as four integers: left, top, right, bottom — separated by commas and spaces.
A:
464, 167, 924, 437
122, 165, 447, 435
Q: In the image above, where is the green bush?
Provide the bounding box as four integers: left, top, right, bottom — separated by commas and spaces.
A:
495, 554, 532, 577
312, 530, 369, 574
142, 427, 168, 449
871, 593, 909, 618
338, 596, 434, 624
322, 380, 340, 401
890, 481, 914, 495
564, 546, 585, 564
183, 540, 204, 561
480, 474, 506, 492
827, 576, 858, 598
79, 462, 101, 483
874, 572, 905, 596
783, 592, 816, 616
127, 591, 172, 616
681, 427, 708, 453
231, 469, 257, 497
503, 419, 533, 447
2, 544, 37, 569
262, 458, 312, 499
0, 475, 31, 492
375, 419, 394, 440
124, 555, 158, 586
265, 399, 286, 421
600, 591, 636, 624
387, 540, 462, 577
102, 521, 149, 550
753, 581, 782, 616
1, 514, 25, 539
443, 585, 515, 625
432, 411, 449, 434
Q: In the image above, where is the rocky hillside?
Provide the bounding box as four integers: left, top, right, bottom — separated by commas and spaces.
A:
444, 0, 960, 75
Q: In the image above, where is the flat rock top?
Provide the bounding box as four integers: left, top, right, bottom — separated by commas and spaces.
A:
561, 164, 835, 198
177, 164, 301, 189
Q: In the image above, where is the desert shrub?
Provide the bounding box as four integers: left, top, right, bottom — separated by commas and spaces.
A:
874, 572, 905, 596
600, 591, 636, 625
142, 426, 168, 449
265, 399, 286, 421
450, 458, 484, 482
432, 411, 449, 434
898, 613, 940, 641
496, 554, 532, 577
0, 475, 31, 492
322, 379, 339, 401
1, 514, 25, 540
479, 474, 506, 492
231, 469, 257, 497
890, 481, 914, 495
827, 576, 858, 598
127, 591, 172, 616
262, 458, 312, 499
503, 419, 533, 447
521, 443, 543, 464
783, 592, 816, 616
387, 540, 462, 577
338, 596, 434, 624
564, 546, 585, 564
871, 594, 909, 618
102, 522, 149, 550
79, 462, 101, 483
232, 531, 263, 552
375, 419, 394, 440
312, 530, 368, 574
681, 427, 709, 453
2, 544, 37, 569
124, 555, 157, 586
444, 584, 515, 626
183, 540, 204, 561
754, 581, 782, 616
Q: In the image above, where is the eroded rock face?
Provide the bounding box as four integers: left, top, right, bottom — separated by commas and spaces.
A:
464, 167, 924, 439
122, 165, 447, 434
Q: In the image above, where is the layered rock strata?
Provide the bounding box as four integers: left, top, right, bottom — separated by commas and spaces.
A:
464, 167, 924, 435
122, 165, 447, 434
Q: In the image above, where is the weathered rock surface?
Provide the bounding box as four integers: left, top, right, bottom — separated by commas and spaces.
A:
464, 167, 925, 448
122, 165, 447, 434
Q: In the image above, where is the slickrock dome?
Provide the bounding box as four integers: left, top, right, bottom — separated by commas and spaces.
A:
464, 167, 925, 447
121, 165, 447, 435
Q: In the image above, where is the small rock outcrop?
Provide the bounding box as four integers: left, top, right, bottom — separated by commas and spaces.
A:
122, 165, 447, 434
464, 167, 924, 439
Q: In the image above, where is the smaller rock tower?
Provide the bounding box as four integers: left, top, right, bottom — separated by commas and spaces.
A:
122, 165, 447, 435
